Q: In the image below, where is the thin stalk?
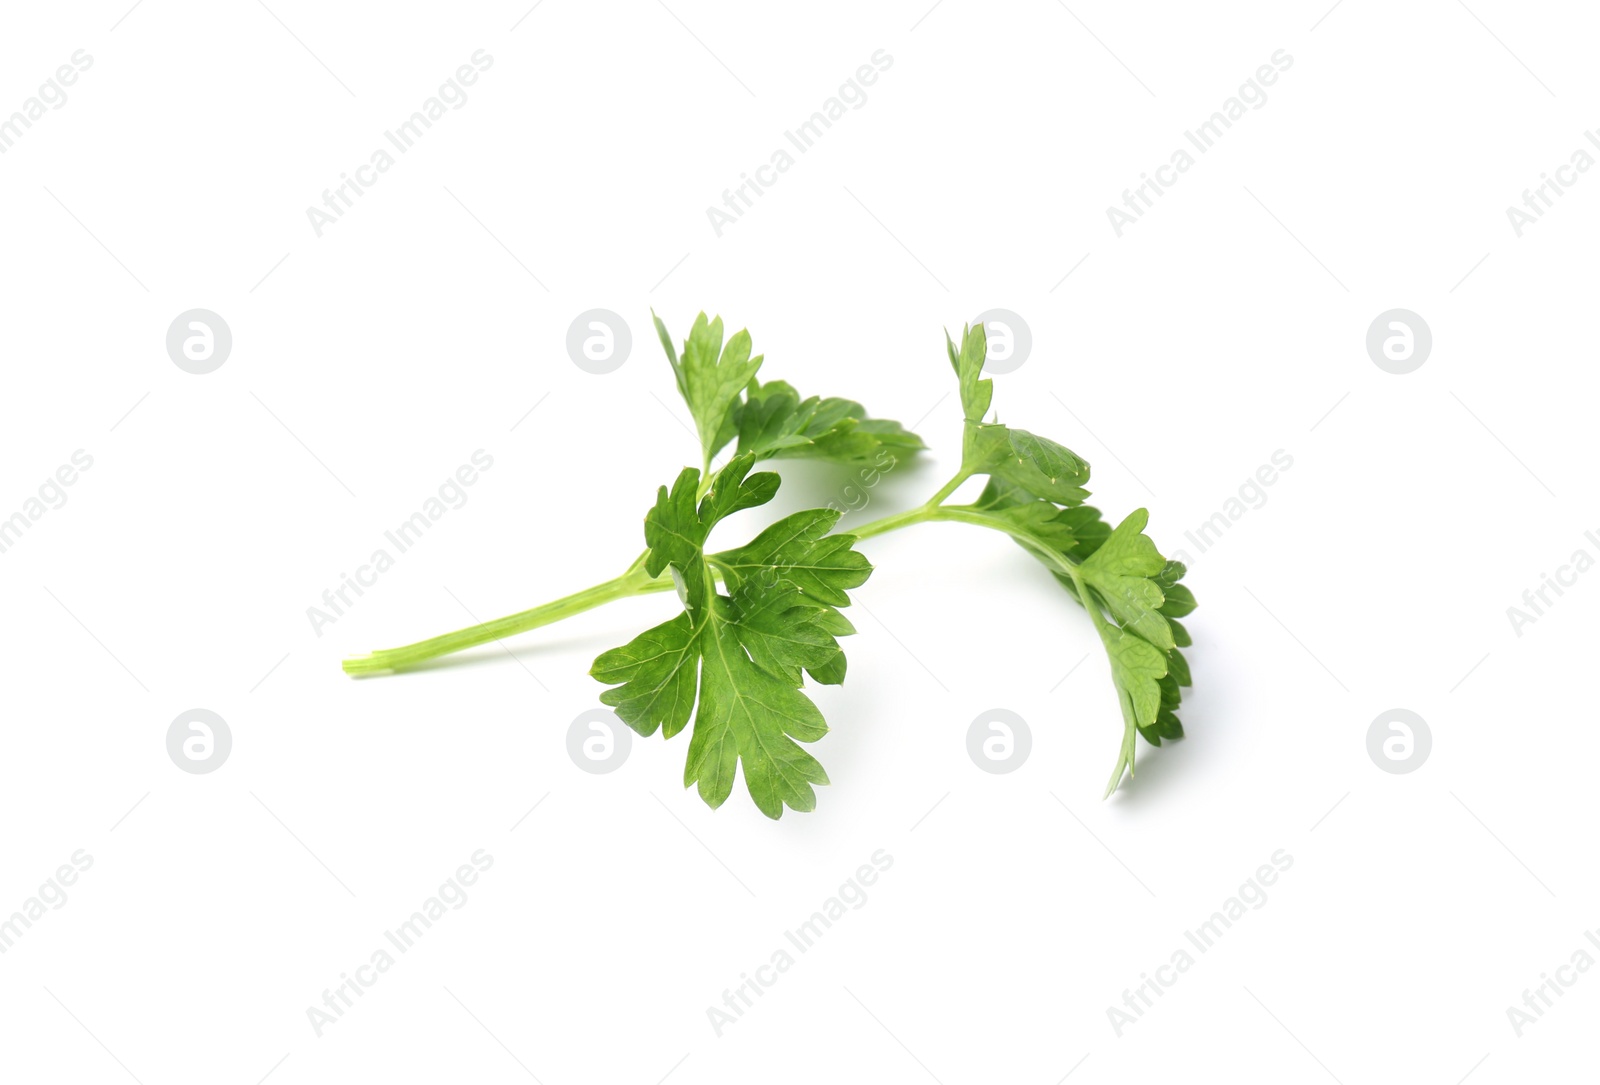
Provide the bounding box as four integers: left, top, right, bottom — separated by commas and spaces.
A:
845, 468, 972, 541
341, 470, 1055, 677
923, 504, 1110, 624
342, 564, 674, 676
846, 504, 939, 541
923, 467, 975, 507
925, 505, 1084, 578
924, 504, 1134, 795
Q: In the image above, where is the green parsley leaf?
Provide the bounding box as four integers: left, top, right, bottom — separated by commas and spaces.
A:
1098, 622, 1169, 795
655, 313, 927, 479
686, 619, 831, 816
592, 452, 871, 818
348, 308, 1195, 815
937, 322, 1193, 794
715, 508, 873, 608
736, 378, 925, 464
654, 310, 763, 469
948, 323, 993, 423
1078, 509, 1174, 651
948, 323, 1091, 504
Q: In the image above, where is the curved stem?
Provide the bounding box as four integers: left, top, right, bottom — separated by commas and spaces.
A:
846, 504, 939, 541
342, 455, 1145, 794
846, 467, 973, 541
341, 469, 1031, 677
925, 505, 1118, 639
924, 467, 975, 507
927, 505, 1138, 796
926, 506, 1084, 579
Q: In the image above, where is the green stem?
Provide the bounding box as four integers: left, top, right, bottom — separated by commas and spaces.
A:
925, 506, 1085, 580
846, 504, 939, 541
923, 504, 1114, 637
342, 456, 1141, 794
923, 467, 975, 507
927, 505, 1136, 795
342, 560, 674, 676
340, 469, 1061, 677
846, 468, 973, 541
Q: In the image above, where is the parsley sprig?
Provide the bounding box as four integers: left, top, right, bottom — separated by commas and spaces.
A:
345, 314, 1194, 816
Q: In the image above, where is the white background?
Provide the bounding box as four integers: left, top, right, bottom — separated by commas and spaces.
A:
1, 0, 1595, 1081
